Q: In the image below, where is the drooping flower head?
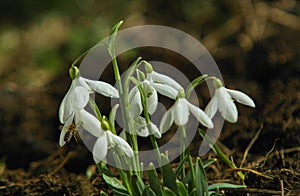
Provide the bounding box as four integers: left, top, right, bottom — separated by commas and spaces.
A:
205, 78, 255, 123
58, 66, 119, 146
160, 89, 214, 133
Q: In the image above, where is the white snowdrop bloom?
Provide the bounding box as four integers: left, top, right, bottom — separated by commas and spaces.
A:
129, 79, 178, 118
59, 66, 119, 124
59, 86, 104, 146
145, 62, 183, 91
204, 78, 255, 123
160, 90, 214, 133
93, 131, 134, 163
133, 116, 161, 138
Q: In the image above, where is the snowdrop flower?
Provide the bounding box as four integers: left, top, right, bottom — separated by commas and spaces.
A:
59, 86, 104, 146
129, 79, 178, 118
145, 62, 183, 91
93, 130, 134, 163
132, 116, 161, 138
59, 66, 119, 146
160, 90, 214, 133
59, 66, 119, 124
205, 78, 255, 123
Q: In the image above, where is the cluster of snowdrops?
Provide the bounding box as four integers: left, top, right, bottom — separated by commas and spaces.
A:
58, 21, 255, 195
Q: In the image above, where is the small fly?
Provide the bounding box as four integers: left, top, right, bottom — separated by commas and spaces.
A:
63, 123, 78, 143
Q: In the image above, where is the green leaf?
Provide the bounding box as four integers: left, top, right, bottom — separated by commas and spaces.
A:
96, 162, 114, 177
182, 171, 191, 185
109, 104, 119, 130
189, 188, 197, 196
203, 158, 217, 168
195, 157, 209, 196
102, 173, 130, 195
131, 174, 145, 196
175, 154, 187, 177
163, 187, 177, 196
176, 180, 189, 196
124, 57, 142, 95
208, 183, 246, 191
108, 20, 123, 53
186, 74, 208, 98
100, 191, 109, 196
198, 129, 245, 180
147, 163, 163, 196
161, 153, 178, 194
142, 186, 156, 196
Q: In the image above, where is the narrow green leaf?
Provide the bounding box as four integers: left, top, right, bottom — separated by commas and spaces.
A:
109, 104, 119, 130
100, 191, 109, 196
102, 173, 129, 195
176, 180, 189, 196
189, 188, 197, 196
96, 162, 114, 177
182, 171, 191, 185
147, 163, 163, 196
198, 129, 245, 180
142, 186, 156, 196
203, 158, 217, 168
161, 153, 178, 194
124, 57, 142, 94
195, 157, 209, 196
163, 187, 177, 196
112, 188, 131, 196
175, 154, 187, 177
108, 20, 123, 51
208, 183, 246, 191
131, 174, 145, 196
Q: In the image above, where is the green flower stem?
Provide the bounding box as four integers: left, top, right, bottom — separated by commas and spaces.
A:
106, 21, 141, 174
180, 126, 187, 178
89, 98, 104, 122
134, 80, 161, 165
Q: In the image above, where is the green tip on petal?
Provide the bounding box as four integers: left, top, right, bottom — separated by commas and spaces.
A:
213, 78, 223, 88
178, 89, 186, 98
144, 62, 153, 73
69, 66, 80, 80
101, 116, 111, 131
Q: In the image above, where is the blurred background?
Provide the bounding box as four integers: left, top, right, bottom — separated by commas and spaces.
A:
0, 0, 299, 193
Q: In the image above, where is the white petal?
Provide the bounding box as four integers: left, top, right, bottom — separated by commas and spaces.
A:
187, 101, 214, 129
93, 134, 108, 163
84, 78, 119, 98
150, 122, 161, 138
174, 98, 189, 126
204, 94, 218, 119
152, 83, 178, 99
146, 86, 158, 114
129, 87, 142, 118
107, 132, 134, 157
59, 115, 74, 147
226, 89, 255, 107
59, 81, 75, 123
134, 117, 149, 137
77, 109, 103, 137
73, 86, 89, 111
151, 71, 183, 90
159, 108, 174, 134
217, 88, 238, 123
76, 77, 91, 91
